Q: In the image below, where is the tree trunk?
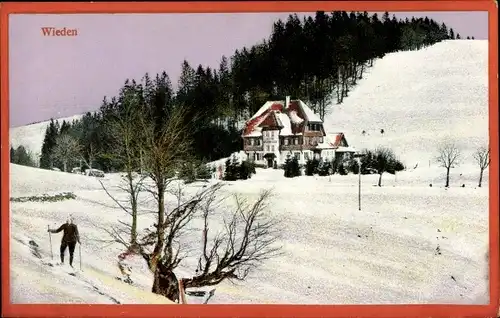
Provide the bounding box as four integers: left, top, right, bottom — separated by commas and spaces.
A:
445, 167, 450, 187
378, 173, 383, 187
127, 170, 138, 246
63, 161, 67, 172
152, 263, 180, 303
478, 168, 484, 187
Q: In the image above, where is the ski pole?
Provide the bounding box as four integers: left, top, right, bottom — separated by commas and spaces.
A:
48, 225, 53, 260
79, 244, 82, 271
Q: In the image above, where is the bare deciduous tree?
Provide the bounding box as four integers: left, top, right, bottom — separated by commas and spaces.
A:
473, 146, 490, 187
184, 188, 281, 289
79, 142, 98, 172
101, 106, 282, 303
52, 134, 81, 172
99, 89, 146, 248
436, 141, 461, 187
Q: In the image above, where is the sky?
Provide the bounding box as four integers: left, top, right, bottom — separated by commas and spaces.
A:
9, 12, 489, 127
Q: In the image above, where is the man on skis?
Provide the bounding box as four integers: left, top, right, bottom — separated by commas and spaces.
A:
48, 215, 81, 267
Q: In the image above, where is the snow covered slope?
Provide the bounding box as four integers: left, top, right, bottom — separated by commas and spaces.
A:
9, 114, 85, 161
9, 40, 490, 304
325, 40, 488, 168
9, 164, 174, 304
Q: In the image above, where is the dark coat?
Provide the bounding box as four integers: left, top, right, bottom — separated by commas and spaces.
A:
50, 223, 80, 243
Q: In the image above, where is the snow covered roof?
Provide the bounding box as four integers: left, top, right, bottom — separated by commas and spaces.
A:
316, 133, 348, 149
336, 146, 357, 153
276, 113, 293, 136
242, 99, 321, 137
298, 100, 322, 123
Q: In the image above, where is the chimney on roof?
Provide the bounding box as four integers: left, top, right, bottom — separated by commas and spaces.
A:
285, 96, 291, 110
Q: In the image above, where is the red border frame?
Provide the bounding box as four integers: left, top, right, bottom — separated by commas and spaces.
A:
1, 2, 498, 318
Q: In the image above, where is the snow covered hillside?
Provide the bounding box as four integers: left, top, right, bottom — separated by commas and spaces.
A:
325, 40, 488, 169
9, 114, 85, 161
9, 40, 490, 304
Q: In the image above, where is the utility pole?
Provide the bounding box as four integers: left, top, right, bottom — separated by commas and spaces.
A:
353, 153, 366, 211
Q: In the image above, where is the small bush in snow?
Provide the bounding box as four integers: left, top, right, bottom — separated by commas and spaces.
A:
337, 163, 348, 175
180, 161, 215, 183
284, 156, 301, 178
179, 162, 197, 183
10, 192, 77, 203
224, 158, 238, 181
317, 160, 332, 176
196, 161, 213, 181
223, 158, 255, 181
239, 160, 255, 180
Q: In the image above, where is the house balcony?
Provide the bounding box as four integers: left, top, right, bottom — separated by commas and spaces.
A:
279, 144, 303, 152
243, 145, 264, 152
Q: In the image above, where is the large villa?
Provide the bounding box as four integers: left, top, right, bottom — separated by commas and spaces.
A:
242, 97, 356, 168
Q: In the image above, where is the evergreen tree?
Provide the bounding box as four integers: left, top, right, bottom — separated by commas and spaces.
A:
317, 160, 331, 176
238, 160, 254, 180
305, 158, 320, 176
337, 162, 347, 175
223, 158, 238, 181
291, 157, 301, 177
39, 119, 59, 169
283, 156, 293, 178
11, 145, 36, 167
196, 161, 213, 180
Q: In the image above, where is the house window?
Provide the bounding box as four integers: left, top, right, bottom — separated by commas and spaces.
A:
304, 152, 310, 161
256, 153, 262, 161
271, 145, 275, 152
284, 138, 289, 145
294, 152, 300, 160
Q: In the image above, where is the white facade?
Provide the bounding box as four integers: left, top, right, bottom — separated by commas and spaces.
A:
262, 130, 280, 158
248, 148, 337, 167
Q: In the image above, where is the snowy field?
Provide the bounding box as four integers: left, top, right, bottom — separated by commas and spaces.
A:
9, 40, 490, 304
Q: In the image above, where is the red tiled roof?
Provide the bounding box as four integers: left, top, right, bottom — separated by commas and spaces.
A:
270, 102, 284, 112
258, 111, 282, 129
328, 133, 345, 148
242, 100, 312, 137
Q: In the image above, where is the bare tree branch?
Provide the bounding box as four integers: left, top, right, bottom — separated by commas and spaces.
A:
183, 188, 283, 289
52, 134, 81, 172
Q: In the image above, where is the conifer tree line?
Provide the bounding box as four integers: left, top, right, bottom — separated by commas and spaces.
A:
38, 11, 464, 172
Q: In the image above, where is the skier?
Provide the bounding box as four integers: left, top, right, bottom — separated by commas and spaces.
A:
48, 215, 81, 267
